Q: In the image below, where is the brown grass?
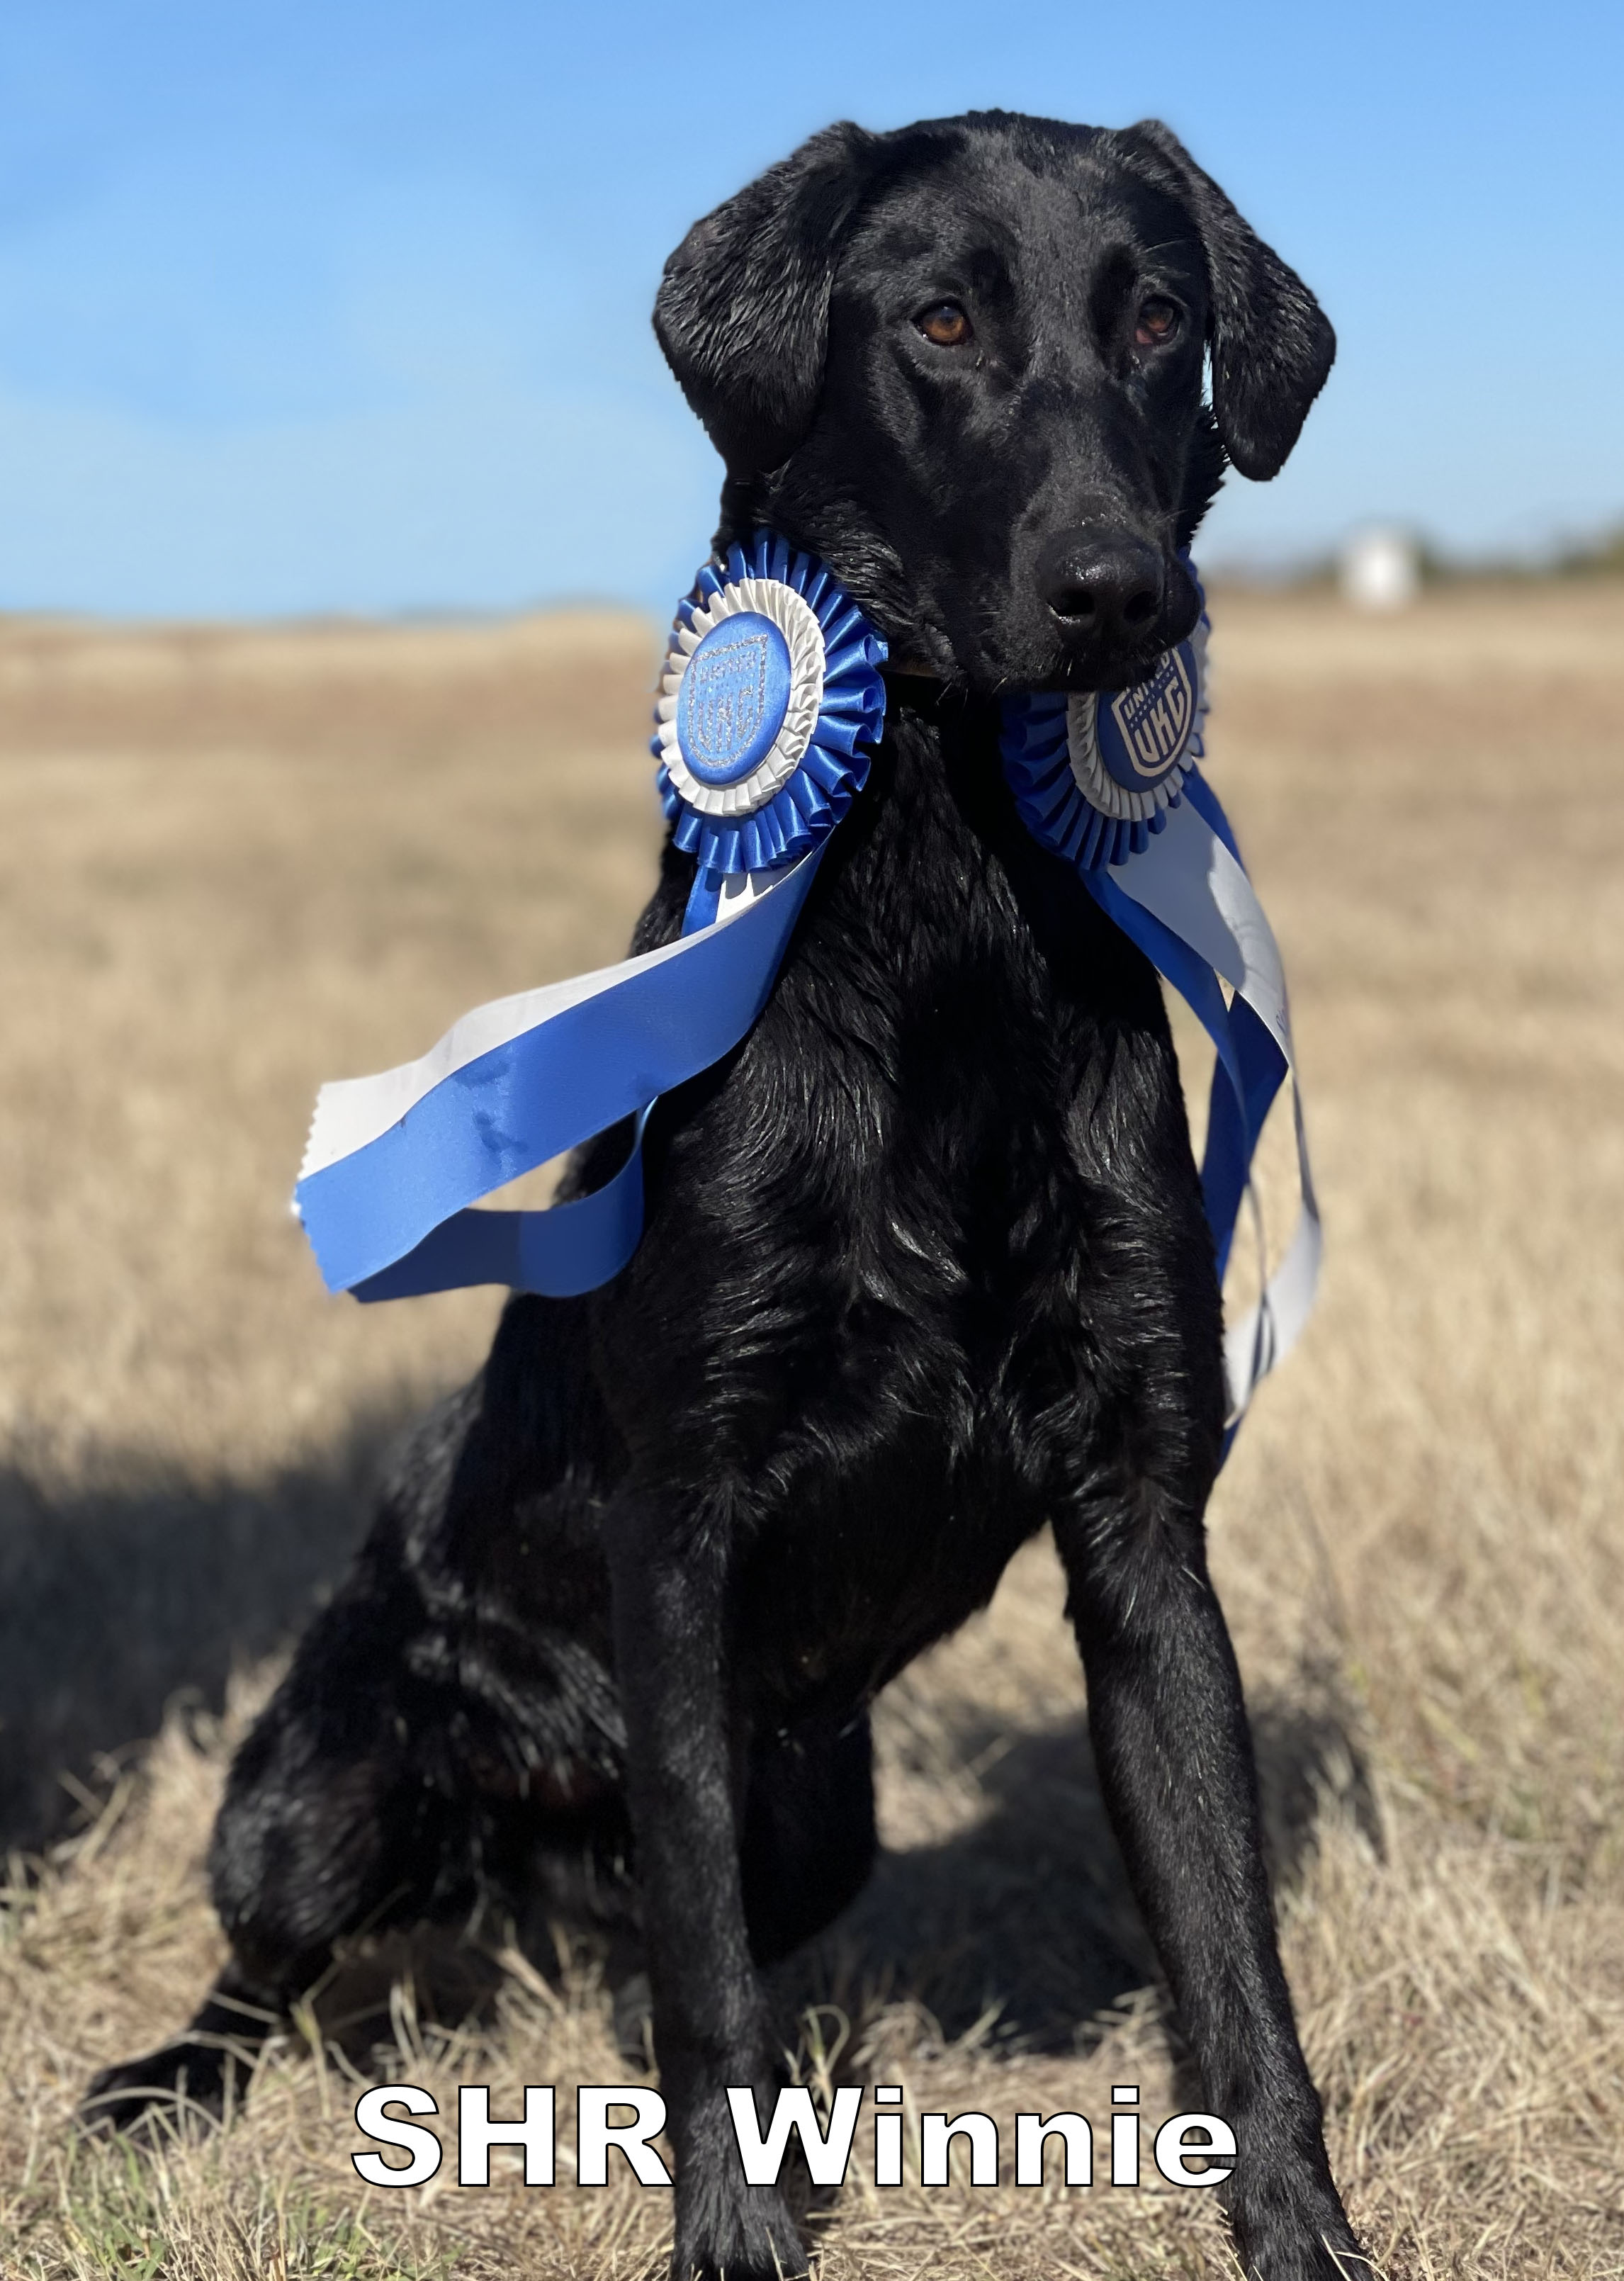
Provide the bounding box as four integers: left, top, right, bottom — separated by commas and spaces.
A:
1, 585, 1621, 2277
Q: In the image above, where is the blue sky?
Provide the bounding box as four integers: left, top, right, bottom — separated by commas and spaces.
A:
1, 1, 1620, 619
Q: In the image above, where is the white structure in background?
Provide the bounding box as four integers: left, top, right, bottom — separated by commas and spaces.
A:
1339, 525, 1421, 611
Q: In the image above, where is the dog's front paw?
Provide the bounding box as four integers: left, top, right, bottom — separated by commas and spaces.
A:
79, 2040, 242, 2143
672, 2181, 808, 2281
1231, 2190, 1371, 2281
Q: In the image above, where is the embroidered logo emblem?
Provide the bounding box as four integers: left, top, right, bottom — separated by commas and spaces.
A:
687, 631, 769, 762
1105, 650, 1196, 786
675, 612, 794, 787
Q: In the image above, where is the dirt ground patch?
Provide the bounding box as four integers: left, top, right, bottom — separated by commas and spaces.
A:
1, 585, 1621, 2277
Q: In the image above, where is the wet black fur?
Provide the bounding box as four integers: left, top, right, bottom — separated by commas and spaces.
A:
85, 112, 1361, 2280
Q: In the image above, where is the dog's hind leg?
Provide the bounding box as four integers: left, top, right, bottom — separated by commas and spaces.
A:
80, 1566, 464, 2136
84, 1306, 629, 2138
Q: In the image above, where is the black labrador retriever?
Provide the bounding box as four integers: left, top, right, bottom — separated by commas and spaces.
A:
87, 110, 1363, 2280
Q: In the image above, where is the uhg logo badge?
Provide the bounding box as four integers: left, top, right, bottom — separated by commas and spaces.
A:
1106, 650, 1195, 785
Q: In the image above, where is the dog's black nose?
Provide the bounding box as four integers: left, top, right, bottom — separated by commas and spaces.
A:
1036, 529, 1165, 641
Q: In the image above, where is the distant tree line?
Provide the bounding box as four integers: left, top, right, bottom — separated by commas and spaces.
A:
1406, 522, 1624, 585
1218, 520, 1624, 592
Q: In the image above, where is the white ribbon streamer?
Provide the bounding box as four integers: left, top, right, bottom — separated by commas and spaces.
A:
1109, 799, 1321, 1421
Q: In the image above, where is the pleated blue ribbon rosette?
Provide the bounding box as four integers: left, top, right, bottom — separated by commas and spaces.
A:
292, 534, 886, 1305
1000, 579, 1321, 1433
655, 531, 886, 933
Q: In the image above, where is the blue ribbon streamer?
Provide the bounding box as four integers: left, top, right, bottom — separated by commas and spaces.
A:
1083, 813, 1286, 1287
349, 1109, 652, 1304
295, 854, 822, 1297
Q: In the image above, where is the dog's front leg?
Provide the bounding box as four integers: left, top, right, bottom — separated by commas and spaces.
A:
607, 1504, 803, 2281
1053, 1492, 1365, 2281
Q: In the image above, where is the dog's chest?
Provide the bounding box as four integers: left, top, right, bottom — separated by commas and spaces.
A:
690, 721, 1186, 1707
740, 712, 1152, 1312
593, 712, 1206, 1706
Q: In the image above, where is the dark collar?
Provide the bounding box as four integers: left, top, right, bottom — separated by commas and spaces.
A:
881, 668, 953, 716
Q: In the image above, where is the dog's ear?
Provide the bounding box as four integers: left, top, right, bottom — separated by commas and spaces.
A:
654, 122, 879, 475
1118, 120, 1335, 480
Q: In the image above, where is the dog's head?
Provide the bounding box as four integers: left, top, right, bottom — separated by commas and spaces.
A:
655, 111, 1333, 694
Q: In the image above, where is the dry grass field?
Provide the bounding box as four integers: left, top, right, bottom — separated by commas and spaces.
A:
1, 582, 1620, 2279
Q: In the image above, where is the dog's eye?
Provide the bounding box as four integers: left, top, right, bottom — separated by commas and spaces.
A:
916, 300, 973, 347
1134, 297, 1182, 348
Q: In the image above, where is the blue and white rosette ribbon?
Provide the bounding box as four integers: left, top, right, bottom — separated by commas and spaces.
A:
293, 535, 885, 1302
1000, 591, 1321, 1435
656, 531, 886, 933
